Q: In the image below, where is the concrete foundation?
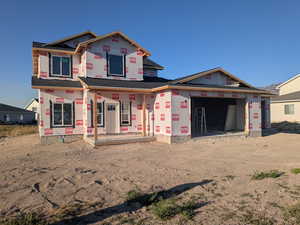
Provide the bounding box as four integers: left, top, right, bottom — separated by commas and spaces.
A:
40, 135, 82, 145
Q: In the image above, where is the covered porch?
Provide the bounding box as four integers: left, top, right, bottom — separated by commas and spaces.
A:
84, 90, 154, 146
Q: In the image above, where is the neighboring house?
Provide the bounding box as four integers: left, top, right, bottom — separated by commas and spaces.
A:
24, 98, 39, 120
271, 74, 300, 123
0, 103, 35, 124
31, 30, 272, 144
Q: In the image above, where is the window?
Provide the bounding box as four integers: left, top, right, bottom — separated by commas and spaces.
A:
97, 103, 104, 126
32, 107, 37, 112
284, 104, 294, 115
51, 55, 71, 77
20, 114, 23, 121
52, 103, 73, 126
4, 114, 10, 122
108, 54, 124, 76
120, 102, 131, 126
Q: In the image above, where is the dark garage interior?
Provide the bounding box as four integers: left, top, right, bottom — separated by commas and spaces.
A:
191, 97, 245, 137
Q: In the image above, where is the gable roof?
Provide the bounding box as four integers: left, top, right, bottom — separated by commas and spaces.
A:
32, 31, 151, 56
170, 67, 255, 89
271, 91, 300, 102
45, 30, 97, 46
24, 98, 39, 109
0, 103, 34, 113
75, 31, 151, 56
143, 58, 164, 70
277, 74, 300, 89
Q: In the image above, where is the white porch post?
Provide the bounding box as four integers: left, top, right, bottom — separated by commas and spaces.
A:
93, 92, 98, 143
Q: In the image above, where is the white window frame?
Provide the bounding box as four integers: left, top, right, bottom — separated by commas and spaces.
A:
120, 102, 131, 126
52, 103, 73, 127
51, 55, 72, 77
284, 104, 295, 115
97, 102, 104, 126
108, 54, 125, 77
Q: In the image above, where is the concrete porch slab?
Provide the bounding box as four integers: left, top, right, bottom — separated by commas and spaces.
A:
84, 134, 156, 147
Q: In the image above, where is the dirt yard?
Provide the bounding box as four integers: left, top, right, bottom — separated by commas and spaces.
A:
1, 133, 300, 225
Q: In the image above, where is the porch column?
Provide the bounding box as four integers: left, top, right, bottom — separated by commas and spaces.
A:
244, 99, 249, 135
142, 94, 147, 136
93, 92, 98, 143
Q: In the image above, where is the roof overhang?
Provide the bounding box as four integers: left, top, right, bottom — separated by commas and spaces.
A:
276, 74, 300, 89
45, 31, 97, 46
171, 67, 255, 89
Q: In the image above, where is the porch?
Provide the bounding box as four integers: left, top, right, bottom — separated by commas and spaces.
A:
84, 134, 156, 147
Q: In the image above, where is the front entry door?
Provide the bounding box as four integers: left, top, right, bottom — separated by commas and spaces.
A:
105, 103, 119, 134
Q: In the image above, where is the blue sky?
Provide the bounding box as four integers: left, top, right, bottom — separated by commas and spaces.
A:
1, 0, 300, 107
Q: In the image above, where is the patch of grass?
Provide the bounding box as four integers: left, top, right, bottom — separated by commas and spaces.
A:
0, 125, 37, 137
284, 202, 300, 224
0, 212, 48, 225
150, 198, 197, 220
251, 170, 284, 180
126, 189, 144, 202
239, 210, 276, 225
291, 168, 300, 174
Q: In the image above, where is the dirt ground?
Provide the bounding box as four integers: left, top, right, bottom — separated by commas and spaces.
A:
1, 133, 300, 224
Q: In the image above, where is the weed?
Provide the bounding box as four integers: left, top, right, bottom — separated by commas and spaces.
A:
291, 168, 300, 174
150, 199, 179, 220
150, 198, 197, 220
0, 212, 48, 225
239, 210, 276, 225
0, 125, 37, 137
284, 202, 300, 224
240, 193, 254, 198
252, 170, 284, 180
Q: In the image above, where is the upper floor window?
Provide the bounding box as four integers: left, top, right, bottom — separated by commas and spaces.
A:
108, 54, 124, 76
51, 55, 72, 77
284, 104, 294, 115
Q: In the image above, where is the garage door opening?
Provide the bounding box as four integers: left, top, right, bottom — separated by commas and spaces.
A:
191, 97, 246, 137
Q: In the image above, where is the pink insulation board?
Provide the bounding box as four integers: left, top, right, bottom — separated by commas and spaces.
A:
85, 35, 143, 81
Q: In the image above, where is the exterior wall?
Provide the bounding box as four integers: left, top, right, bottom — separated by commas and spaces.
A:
0, 112, 35, 124
188, 72, 239, 86
85, 35, 143, 80
278, 76, 300, 95
38, 89, 83, 136
82, 91, 145, 136
271, 101, 300, 123
152, 91, 172, 137
246, 95, 262, 136
261, 97, 271, 128
38, 51, 81, 80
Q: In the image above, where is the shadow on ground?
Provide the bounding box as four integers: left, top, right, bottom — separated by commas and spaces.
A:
50, 179, 213, 225
263, 122, 300, 136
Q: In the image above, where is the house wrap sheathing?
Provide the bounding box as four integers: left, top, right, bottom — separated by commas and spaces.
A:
32, 31, 272, 144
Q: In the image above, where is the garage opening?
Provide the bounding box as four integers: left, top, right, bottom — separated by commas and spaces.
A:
191, 97, 246, 137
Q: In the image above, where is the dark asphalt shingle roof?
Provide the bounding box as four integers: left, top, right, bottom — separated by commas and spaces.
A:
32, 76, 82, 88
78, 77, 167, 89
175, 83, 263, 91
32, 42, 75, 51
272, 91, 300, 102
143, 58, 164, 70
0, 103, 34, 113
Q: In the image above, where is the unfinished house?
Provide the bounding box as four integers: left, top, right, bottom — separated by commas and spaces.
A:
31, 30, 272, 145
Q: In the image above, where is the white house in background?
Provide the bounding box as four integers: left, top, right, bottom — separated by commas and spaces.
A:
271, 74, 300, 123
24, 98, 39, 120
